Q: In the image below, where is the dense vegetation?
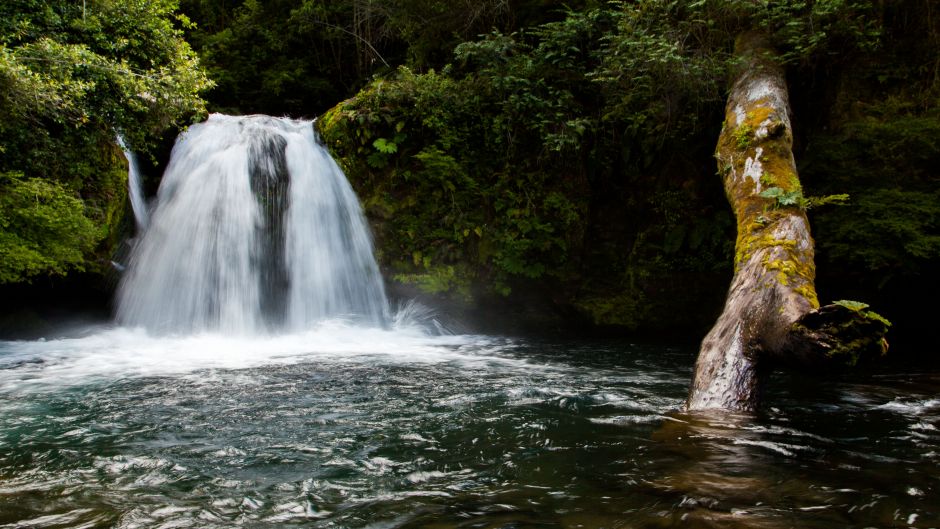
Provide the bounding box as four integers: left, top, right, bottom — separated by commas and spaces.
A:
312, 0, 937, 342
1, 0, 936, 349
0, 0, 209, 284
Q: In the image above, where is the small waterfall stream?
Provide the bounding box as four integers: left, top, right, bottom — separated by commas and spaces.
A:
117, 135, 150, 232
116, 114, 389, 334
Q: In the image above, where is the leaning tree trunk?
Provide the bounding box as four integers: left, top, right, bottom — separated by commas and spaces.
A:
687, 31, 887, 412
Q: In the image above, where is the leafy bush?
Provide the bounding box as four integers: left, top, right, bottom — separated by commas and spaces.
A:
319, 7, 734, 311
321, 63, 588, 296
0, 0, 210, 284
0, 172, 99, 283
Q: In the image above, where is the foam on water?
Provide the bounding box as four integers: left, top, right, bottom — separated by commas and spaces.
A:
877, 397, 940, 415
0, 323, 521, 394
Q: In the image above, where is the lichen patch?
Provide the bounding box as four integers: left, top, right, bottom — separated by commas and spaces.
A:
733, 105, 746, 128
743, 147, 764, 192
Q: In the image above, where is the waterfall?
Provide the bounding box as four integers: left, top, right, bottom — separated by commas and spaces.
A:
117, 135, 150, 232
116, 114, 390, 334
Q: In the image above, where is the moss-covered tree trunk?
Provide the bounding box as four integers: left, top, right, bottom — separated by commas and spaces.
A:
687, 32, 820, 411
687, 32, 889, 412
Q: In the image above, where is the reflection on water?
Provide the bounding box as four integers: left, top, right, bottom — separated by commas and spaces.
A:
0, 327, 937, 528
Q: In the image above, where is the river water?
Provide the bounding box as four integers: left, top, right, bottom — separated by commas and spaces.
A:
0, 324, 937, 528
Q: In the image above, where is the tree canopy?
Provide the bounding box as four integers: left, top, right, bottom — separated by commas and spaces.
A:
0, 0, 211, 283
0, 0, 935, 348
317, 0, 937, 343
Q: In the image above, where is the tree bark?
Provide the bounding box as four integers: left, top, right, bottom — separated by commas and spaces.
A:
687, 32, 889, 412
687, 31, 820, 411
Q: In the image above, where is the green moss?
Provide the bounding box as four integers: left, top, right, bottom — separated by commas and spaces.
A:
796, 286, 819, 308
733, 122, 754, 150
825, 310, 891, 366
764, 258, 797, 284
759, 254, 817, 306
735, 230, 797, 267
714, 81, 825, 313
88, 145, 131, 267
743, 106, 773, 130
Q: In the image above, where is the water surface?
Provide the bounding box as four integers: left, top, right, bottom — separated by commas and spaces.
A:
0, 326, 937, 528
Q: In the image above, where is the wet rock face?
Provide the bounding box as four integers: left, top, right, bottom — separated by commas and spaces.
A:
248, 132, 291, 324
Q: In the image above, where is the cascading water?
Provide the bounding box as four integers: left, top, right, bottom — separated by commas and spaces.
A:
116, 114, 389, 334
117, 135, 150, 232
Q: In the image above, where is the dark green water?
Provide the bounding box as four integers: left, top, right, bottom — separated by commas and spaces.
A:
0, 326, 937, 528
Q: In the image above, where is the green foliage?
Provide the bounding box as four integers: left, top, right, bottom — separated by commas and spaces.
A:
373, 138, 399, 154
816, 188, 940, 275
806, 96, 940, 287
574, 292, 649, 330
833, 299, 869, 312
593, 1, 729, 148
321, 58, 589, 297
316, 0, 927, 337
368, 136, 404, 168
759, 186, 803, 207
0, 172, 99, 283
805, 193, 850, 208
0, 0, 211, 149
394, 264, 473, 302
0, 0, 211, 284
833, 300, 892, 328
369, 0, 514, 70
760, 186, 850, 210
179, 0, 537, 115
591, 0, 881, 150
755, 0, 881, 65
319, 2, 743, 314
678, 0, 881, 64
862, 310, 892, 328
758, 186, 791, 205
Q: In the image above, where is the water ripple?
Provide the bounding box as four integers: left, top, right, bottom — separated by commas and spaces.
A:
0, 333, 937, 528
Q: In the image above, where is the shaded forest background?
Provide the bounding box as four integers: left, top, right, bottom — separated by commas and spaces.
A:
1, 0, 937, 356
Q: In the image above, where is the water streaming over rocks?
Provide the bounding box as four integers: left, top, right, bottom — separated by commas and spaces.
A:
116, 114, 389, 334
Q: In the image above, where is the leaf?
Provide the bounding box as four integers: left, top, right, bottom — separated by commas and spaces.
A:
833, 299, 870, 312
759, 187, 785, 199
759, 186, 805, 208
777, 191, 802, 206
373, 138, 398, 154
863, 310, 892, 327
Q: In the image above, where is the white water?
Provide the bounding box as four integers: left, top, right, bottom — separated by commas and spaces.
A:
0, 321, 520, 394
117, 135, 150, 232
116, 114, 389, 334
